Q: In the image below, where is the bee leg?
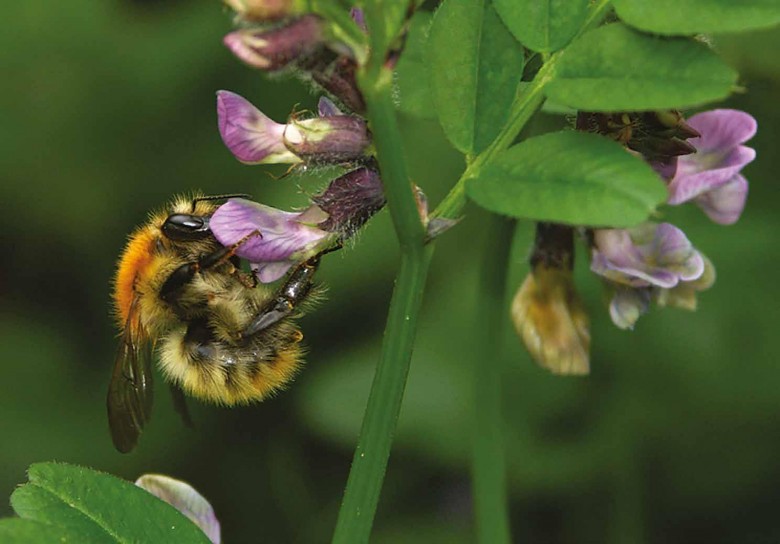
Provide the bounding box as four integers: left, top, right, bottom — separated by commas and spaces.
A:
242, 256, 321, 336
160, 231, 261, 302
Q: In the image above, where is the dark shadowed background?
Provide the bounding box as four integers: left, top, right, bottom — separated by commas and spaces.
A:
2, 2, 780, 543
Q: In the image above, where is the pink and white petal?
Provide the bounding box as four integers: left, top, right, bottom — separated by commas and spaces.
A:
651, 223, 695, 263
667, 164, 744, 205
686, 109, 757, 152
695, 174, 748, 225
136, 474, 220, 544
251, 261, 295, 283
211, 199, 329, 263
216, 91, 299, 164
676, 144, 755, 180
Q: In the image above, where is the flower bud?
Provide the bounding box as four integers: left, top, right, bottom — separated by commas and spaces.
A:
223, 15, 323, 71
217, 90, 302, 165
311, 165, 385, 236
223, 0, 303, 22
283, 115, 371, 163
299, 52, 365, 113
512, 223, 590, 376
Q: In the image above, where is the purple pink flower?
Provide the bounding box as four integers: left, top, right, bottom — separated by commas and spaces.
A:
591, 223, 710, 329
591, 223, 704, 289
217, 91, 370, 165
216, 91, 301, 165
210, 198, 337, 283
667, 109, 756, 224
223, 15, 322, 70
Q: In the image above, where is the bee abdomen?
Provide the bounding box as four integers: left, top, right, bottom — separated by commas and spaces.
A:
158, 321, 305, 406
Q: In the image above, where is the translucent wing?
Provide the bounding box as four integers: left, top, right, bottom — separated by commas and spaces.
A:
107, 300, 154, 453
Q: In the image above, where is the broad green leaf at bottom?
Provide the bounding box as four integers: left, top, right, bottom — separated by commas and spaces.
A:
10, 463, 211, 544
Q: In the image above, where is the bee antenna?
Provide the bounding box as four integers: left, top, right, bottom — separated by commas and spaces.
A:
190, 194, 252, 212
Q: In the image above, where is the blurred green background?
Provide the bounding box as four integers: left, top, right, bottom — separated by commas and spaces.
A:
2, 2, 780, 543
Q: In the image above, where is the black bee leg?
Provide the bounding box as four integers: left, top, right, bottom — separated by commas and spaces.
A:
160, 230, 261, 303
242, 256, 321, 336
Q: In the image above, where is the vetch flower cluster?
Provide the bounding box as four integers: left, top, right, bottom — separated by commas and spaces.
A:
512, 108, 756, 374
211, 5, 389, 284
590, 108, 755, 330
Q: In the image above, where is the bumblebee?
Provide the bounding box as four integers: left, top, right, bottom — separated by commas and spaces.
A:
109, 194, 320, 453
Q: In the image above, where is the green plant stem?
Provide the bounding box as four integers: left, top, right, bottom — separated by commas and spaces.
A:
331, 246, 432, 544
332, 41, 430, 543
472, 214, 515, 544
431, 0, 613, 221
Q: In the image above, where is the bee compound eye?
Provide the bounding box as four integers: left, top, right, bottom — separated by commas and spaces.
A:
162, 214, 211, 241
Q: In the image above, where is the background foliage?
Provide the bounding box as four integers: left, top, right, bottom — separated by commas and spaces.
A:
2, 1, 780, 542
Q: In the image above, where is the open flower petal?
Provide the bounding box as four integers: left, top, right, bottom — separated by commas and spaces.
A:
668, 145, 754, 204
667, 109, 756, 219
654, 253, 716, 310
210, 198, 336, 282
685, 109, 757, 153
694, 173, 748, 225
216, 90, 301, 164
592, 223, 704, 289
136, 474, 220, 544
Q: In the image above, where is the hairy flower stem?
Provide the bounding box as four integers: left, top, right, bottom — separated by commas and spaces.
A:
472, 214, 515, 544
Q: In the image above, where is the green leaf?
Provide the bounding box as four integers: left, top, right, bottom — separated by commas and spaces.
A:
494, 0, 589, 52
0, 519, 90, 544
466, 131, 668, 227
612, 0, 780, 35
546, 24, 738, 110
10, 463, 211, 544
427, 0, 525, 154
395, 11, 436, 118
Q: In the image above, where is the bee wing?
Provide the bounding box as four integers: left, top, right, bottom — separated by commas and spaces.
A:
107, 301, 154, 453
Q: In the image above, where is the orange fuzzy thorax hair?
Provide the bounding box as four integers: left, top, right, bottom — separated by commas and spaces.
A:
113, 226, 157, 327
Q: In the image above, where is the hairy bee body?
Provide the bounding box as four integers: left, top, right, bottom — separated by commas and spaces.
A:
109, 194, 314, 452
156, 276, 305, 406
